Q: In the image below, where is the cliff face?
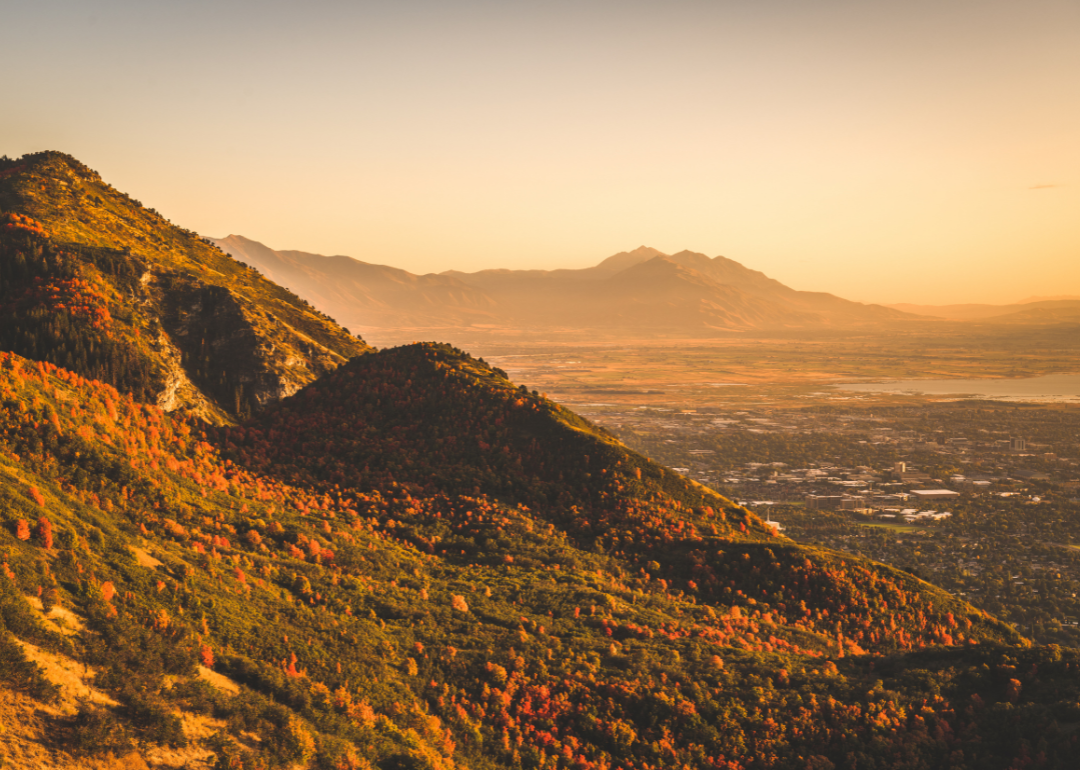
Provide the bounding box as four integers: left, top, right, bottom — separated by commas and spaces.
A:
0, 152, 370, 421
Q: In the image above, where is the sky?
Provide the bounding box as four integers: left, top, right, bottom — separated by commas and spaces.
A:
3, 0, 1079, 305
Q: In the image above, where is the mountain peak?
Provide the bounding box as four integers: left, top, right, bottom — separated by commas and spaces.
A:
594, 245, 668, 273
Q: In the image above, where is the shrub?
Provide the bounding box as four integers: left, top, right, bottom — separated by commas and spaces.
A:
35, 517, 53, 549
122, 689, 187, 746
271, 715, 316, 765
69, 704, 132, 755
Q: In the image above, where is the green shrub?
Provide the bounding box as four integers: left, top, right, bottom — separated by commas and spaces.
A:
122, 690, 187, 747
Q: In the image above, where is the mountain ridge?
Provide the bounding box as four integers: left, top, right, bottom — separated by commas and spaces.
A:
214, 236, 916, 346
890, 298, 1080, 323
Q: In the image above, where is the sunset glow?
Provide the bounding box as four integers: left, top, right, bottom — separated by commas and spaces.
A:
4, 0, 1078, 303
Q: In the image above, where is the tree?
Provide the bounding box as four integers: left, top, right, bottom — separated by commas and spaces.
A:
35, 517, 53, 549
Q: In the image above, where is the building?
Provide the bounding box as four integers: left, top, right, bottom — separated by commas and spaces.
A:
910, 489, 961, 501
841, 495, 870, 510
764, 511, 784, 534
873, 492, 910, 504
1011, 437, 1027, 451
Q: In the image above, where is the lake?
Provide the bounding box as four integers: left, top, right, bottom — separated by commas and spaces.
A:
834, 373, 1080, 402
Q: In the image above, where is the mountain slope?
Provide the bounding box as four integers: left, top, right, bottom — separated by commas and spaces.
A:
226, 342, 1021, 653
0, 153, 370, 421
6, 347, 1076, 770
213, 234, 500, 333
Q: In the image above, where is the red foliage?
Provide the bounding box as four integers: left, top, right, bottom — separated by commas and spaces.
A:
0, 164, 27, 180
15, 519, 30, 541
10, 277, 112, 332
1, 212, 47, 237
35, 517, 53, 549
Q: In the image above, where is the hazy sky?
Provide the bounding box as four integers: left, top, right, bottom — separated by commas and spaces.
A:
4, 0, 1078, 304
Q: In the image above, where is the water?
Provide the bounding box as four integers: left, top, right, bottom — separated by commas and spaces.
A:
833, 373, 1080, 402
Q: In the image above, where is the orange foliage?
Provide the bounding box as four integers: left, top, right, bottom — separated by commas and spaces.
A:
35, 517, 53, 549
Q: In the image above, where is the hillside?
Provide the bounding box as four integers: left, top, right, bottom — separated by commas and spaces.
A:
978, 300, 1080, 325
213, 236, 914, 346
889, 298, 1080, 323
0, 153, 370, 421
1, 152, 1079, 770
6, 344, 1080, 770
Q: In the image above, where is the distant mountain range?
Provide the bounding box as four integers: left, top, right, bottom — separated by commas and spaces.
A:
213, 237, 915, 345
889, 297, 1080, 323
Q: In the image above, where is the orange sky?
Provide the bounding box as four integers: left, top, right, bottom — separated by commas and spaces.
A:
3, 0, 1078, 304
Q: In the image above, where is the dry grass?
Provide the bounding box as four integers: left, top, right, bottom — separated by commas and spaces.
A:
26, 595, 87, 637
129, 546, 164, 570
13, 639, 119, 715
0, 685, 149, 770
197, 665, 240, 695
